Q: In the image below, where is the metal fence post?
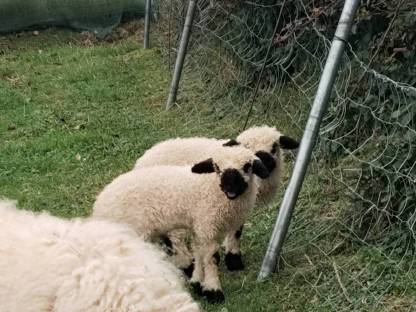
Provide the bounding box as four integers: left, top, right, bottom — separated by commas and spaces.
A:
166, 0, 197, 110
144, 0, 151, 48
258, 0, 361, 281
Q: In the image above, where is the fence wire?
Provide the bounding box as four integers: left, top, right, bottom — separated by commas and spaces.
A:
154, 0, 416, 310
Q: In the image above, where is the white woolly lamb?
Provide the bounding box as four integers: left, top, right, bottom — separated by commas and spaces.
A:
0, 199, 200, 312
236, 126, 299, 205
93, 146, 269, 303
133, 126, 299, 271
134, 137, 227, 169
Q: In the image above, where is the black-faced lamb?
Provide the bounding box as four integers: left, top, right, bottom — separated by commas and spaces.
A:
133, 126, 299, 271
93, 146, 269, 303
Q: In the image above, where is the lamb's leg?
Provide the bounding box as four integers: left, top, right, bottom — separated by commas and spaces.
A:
223, 225, 245, 271
199, 241, 224, 303
190, 247, 204, 296
162, 230, 194, 277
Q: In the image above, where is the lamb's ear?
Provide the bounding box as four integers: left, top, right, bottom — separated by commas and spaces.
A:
279, 136, 300, 150
252, 159, 270, 179
191, 158, 216, 174
223, 139, 240, 147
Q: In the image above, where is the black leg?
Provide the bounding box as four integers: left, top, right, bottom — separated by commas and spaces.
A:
202, 289, 225, 304
225, 252, 244, 271
225, 226, 245, 271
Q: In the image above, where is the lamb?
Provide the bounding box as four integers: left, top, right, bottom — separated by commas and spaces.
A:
235, 126, 299, 206
0, 199, 200, 312
134, 126, 299, 272
93, 146, 269, 303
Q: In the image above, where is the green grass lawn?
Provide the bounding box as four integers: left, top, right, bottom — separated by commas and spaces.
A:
1, 28, 415, 311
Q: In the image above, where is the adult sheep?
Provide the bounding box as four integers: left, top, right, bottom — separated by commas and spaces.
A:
0, 199, 200, 312
93, 146, 269, 303
134, 126, 299, 272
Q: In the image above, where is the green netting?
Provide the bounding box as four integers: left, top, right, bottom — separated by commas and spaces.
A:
0, 0, 146, 37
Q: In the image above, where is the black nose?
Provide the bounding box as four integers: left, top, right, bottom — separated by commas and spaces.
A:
220, 169, 248, 200
255, 151, 276, 173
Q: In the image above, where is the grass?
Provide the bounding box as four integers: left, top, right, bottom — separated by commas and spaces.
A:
1, 27, 415, 311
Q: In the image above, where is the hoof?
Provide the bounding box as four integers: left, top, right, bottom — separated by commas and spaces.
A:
181, 263, 194, 278
225, 252, 244, 271
213, 251, 221, 265
202, 289, 225, 304
190, 282, 203, 296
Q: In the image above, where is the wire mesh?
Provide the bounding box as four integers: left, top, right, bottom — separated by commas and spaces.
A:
154, 0, 416, 310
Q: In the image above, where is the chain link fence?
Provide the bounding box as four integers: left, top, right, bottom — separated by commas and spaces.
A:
153, 0, 416, 310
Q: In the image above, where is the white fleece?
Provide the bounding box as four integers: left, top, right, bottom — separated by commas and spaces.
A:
0, 199, 200, 312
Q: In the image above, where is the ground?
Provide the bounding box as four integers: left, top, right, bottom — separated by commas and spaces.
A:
1, 27, 415, 311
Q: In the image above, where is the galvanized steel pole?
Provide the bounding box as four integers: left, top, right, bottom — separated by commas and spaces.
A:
258, 0, 360, 281
144, 0, 151, 48
166, 0, 197, 110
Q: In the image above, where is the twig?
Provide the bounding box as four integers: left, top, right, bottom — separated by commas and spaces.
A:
304, 253, 314, 266
332, 261, 352, 304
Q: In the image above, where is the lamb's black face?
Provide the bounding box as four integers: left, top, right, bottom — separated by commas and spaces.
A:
220, 169, 248, 200
255, 150, 276, 173
192, 158, 268, 199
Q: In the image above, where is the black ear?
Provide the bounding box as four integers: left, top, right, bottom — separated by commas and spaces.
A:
223, 139, 240, 147
252, 159, 270, 179
255, 151, 276, 173
191, 158, 216, 174
279, 136, 300, 150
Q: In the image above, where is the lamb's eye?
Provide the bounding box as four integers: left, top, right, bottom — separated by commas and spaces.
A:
243, 162, 251, 173
271, 142, 278, 154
